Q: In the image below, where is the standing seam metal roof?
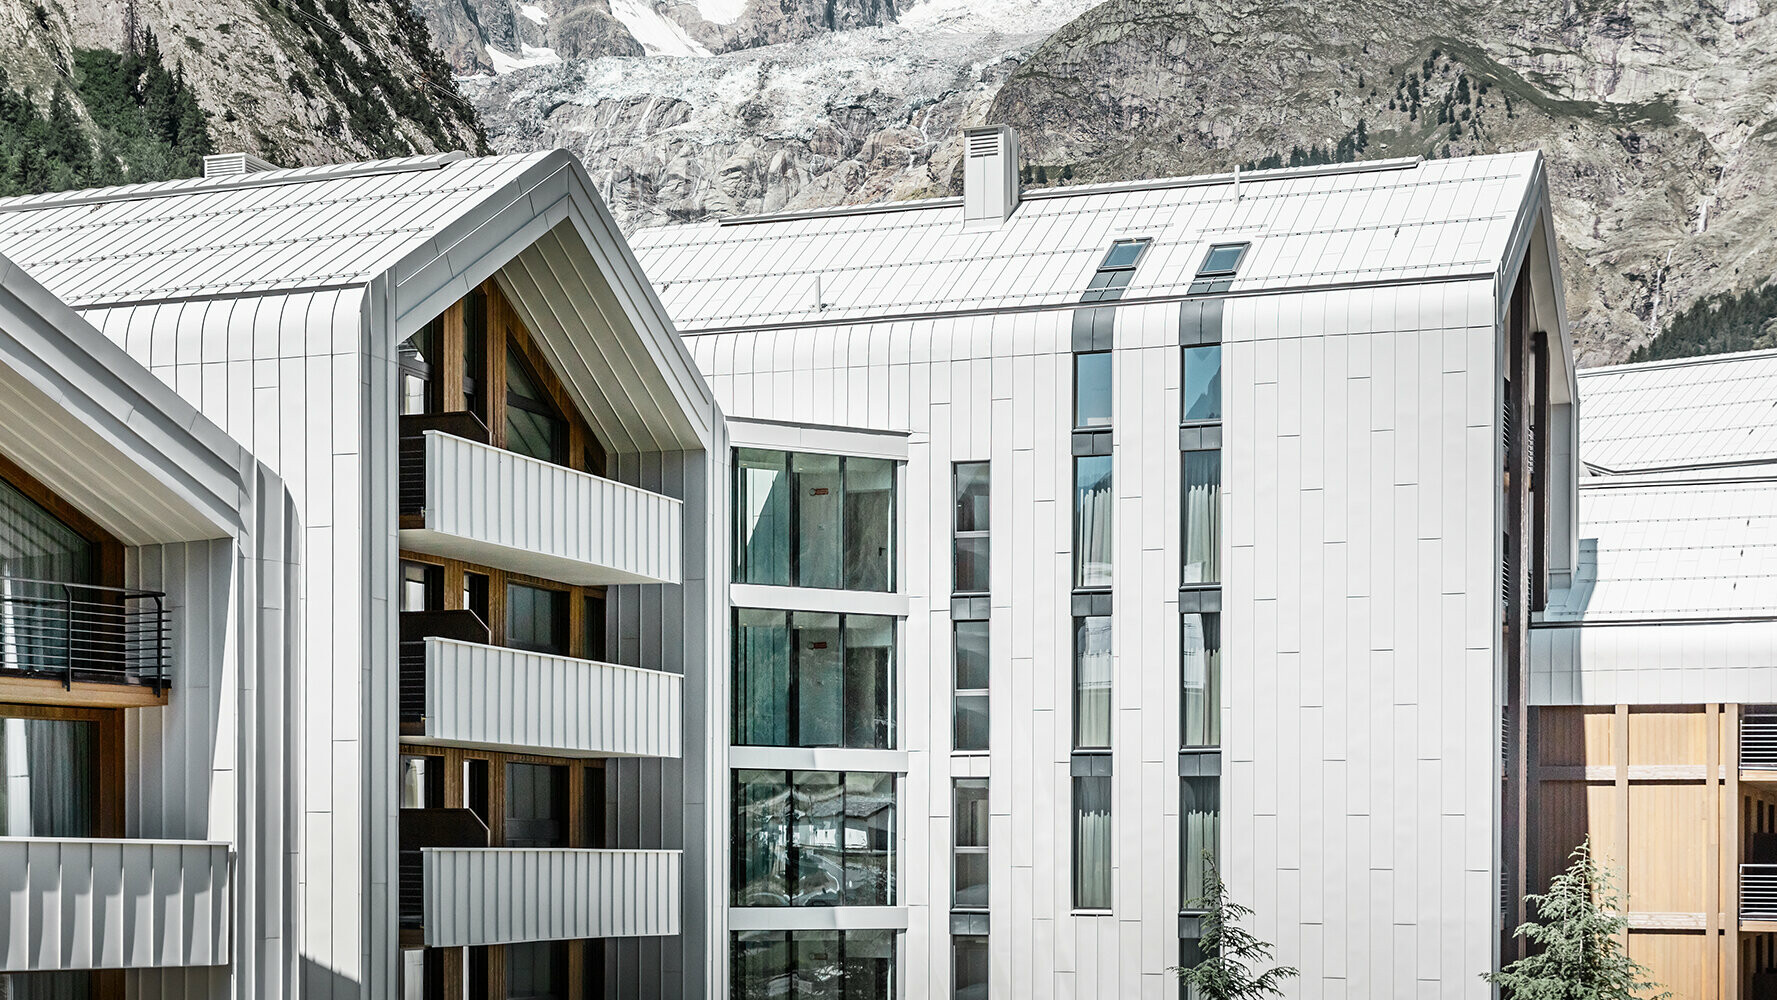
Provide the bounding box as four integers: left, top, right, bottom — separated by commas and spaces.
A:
1575, 349, 1777, 474
630, 152, 1544, 332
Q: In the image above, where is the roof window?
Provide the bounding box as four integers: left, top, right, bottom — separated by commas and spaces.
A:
1099, 239, 1149, 270
1197, 243, 1249, 277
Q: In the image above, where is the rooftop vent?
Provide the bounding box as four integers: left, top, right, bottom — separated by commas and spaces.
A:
962, 125, 1019, 230
202, 152, 278, 179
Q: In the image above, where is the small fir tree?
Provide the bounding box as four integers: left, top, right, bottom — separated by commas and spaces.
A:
1171, 854, 1298, 1000
1485, 839, 1671, 1000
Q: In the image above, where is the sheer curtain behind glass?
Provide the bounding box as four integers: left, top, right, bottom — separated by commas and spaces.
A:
1180, 777, 1220, 909
1073, 617, 1112, 750
0, 479, 95, 673
1073, 776, 1111, 909
1074, 456, 1113, 589
1182, 451, 1221, 585
1181, 614, 1220, 747
0, 716, 96, 836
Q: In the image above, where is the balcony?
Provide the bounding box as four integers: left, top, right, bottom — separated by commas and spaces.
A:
0, 579, 170, 704
1744, 707, 1777, 772
421, 848, 680, 947
401, 635, 682, 759
1746, 865, 1777, 922
398, 419, 682, 587
0, 838, 229, 971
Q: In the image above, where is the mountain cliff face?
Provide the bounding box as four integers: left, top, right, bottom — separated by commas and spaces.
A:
0, 0, 483, 169
454, 0, 1777, 364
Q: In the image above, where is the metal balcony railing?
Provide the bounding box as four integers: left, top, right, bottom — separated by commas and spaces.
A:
398, 610, 490, 725
1744, 865, 1777, 920
1744, 707, 1777, 770
398, 412, 490, 517
0, 578, 170, 692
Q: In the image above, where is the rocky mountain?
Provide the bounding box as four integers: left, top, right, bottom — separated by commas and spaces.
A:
0, 0, 483, 170
447, 0, 1777, 365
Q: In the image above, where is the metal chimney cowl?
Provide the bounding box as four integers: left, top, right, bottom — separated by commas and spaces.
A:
962, 125, 1020, 230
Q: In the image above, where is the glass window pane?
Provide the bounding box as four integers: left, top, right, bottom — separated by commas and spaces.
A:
504, 763, 566, 848
792, 612, 843, 748
954, 779, 989, 847
505, 407, 562, 464
1073, 617, 1112, 750
506, 583, 566, 654
793, 453, 843, 589
953, 536, 989, 594
793, 772, 844, 906
1199, 243, 1246, 276
953, 694, 989, 753
1075, 352, 1112, 429
953, 462, 990, 532
1073, 776, 1112, 910
844, 772, 896, 906
794, 931, 841, 1000
733, 931, 790, 1000
1182, 451, 1221, 585
736, 449, 791, 586
843, 457, 895, 592
734, 609, 790, 747
734, 771, 791, 906
0, 476, 94, 584
1182, 345, 1222, 422
954, 621, 989, 691
843, 615, 895, 750
0, 715, 96, 836
1181, 777, 1221, 909
1100, 240, 1146, 269
954, 935, 989, 1000
954, 851, 990, 910
842, 930, 896, 1000
1074, 455, 1113, 589
506, 940, 566, 1000
1181, 614, 1221, 748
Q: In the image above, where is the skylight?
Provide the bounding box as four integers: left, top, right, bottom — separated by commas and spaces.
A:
1197, 243, 1248, 277
1099, 239, 1149, 270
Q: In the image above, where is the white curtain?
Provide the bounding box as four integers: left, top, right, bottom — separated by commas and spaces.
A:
1182, 452, 1220, 585
1181, 614, 1220, 747
1074, 777, 1112, 909
1074, 618, 1113, 748
1181, 777, 1220, 907
1075, 458, 1113, 588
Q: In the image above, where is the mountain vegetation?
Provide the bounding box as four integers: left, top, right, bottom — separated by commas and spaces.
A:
1628, 281, 1777, 363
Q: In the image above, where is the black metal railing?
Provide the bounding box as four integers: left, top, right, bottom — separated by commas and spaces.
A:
0, 578, 170, 692
398, 412, 490, 518
398, 609, 489, 725
1745, 707, 1777, 770
398, 808, 489, 928
1746, 865, 1777, 920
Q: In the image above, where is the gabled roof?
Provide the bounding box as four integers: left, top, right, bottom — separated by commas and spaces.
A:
630, 151, 1547, 333
0, 152, 551, 308
1576, 349, 1777, 475
0, 150, 719, 454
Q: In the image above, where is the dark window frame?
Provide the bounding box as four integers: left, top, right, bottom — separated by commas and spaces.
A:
1196, 242, 1249, 278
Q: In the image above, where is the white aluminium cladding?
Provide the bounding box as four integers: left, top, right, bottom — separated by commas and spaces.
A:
1575, 348, 1777, 474
629, 151, 1549, 331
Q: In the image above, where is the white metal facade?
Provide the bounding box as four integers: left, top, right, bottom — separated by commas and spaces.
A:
633, 151, 1579, 999
0, 254, 300, 997
0, 152, 726, 999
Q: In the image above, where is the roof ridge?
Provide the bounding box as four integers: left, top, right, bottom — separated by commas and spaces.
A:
1578, 345, 1777, 376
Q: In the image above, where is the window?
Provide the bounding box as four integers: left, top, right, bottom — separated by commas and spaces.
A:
1182, 345, 1222, 423
953, 462, 990, 593
506, 940, 567, 1000
733, 609, 895, 749
0, 713, 97, 836
396, 317, 439, 416
1180, 776, 1221, 910
1100, 239, 1149, 270
463, 288, 486, 418
732, 929, 896, 1000
953, 935, 988, 1000
1072, 775, 1112, 910
1073, 455, 1113, 589
953, 779, 989, 909
0, 476, 95, 584
504, 347, 566, 464
399, 754, 443, 808
1197, 243, 1248, 277
734, 449, 898, 592
583, 594, 605, 663
1181, 452, 1221, 586
1181, 614, 1221, 748
1073, 616, 1112, 750
1074, 352, 1113, 429
462, 571, 489, 625
732, 769, 896, 907
399, 560, 442, 613
505, 583, 568, 654
952, 621, 989, 752
504, 763, 567, 848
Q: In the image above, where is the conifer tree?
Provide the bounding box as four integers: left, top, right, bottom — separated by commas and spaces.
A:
1172, 854, 1298, 1000
1485, 840, 1671, 1000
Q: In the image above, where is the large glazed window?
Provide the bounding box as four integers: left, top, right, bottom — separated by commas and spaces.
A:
732, 609, 895, 749
0, 477, 94, 585
1073, 456, 1113, 589
1072, 775, 1112, 910
505, 582, 568, 655
734, 449, 898, 592
1180, 776, 1220, 910
0, 713, 97, 836
1181, 614, 1221, 748
1181, 451, 1221, 585
732, 769, 896, 907
504, 762, 568, 848
731, 929, 896, 1000
504, 347, 567, 465
953, 779, 989, 910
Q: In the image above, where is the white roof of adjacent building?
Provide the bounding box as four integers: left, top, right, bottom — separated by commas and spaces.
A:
630, 151, 1548, 332
0, 151, 550, 307
1544, 477, 1777, 623
1576, 349, 1777, 475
